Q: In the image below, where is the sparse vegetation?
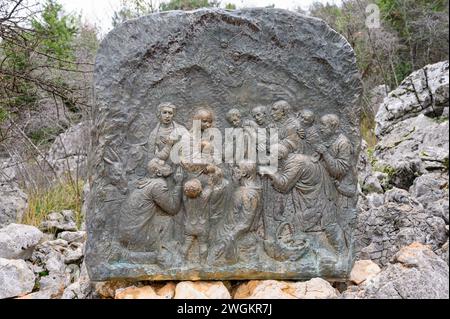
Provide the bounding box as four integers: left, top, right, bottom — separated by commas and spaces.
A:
21, 178, 84, 229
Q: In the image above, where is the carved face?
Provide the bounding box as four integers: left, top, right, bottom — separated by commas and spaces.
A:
160, 106, 174, 125
252, 108, 266, 126
270, 104, 284, 122
319, 118, 334, 138
228, 113, 241, 128
194, 110, 213, 131
300, 110, 315, 127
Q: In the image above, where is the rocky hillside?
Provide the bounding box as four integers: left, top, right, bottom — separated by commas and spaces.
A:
0, 61, 448, 299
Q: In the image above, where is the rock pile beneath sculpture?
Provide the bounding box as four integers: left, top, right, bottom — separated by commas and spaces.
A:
0, 211, 91, 299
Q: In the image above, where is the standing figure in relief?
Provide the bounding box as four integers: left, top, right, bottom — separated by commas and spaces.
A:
210, 161, 262, 264
224, 108, 257, 164
251, 105, 274, 165
118, 158, 184, 267
148, 102, 188, 161
314, 114, 355, 248
182, 178, 212, 263
298, 109, 320, 156
270, 100, 304, 154
207, 166, 230, 240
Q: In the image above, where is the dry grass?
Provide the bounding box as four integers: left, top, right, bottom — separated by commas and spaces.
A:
361, 114, 377, 148
21, 178, 85, 228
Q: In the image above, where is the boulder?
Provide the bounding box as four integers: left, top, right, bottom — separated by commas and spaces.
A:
0, 257, 35, 299
437, 240, 449, 265
0, 158, 17, 183
376, 61, 449, 137
409, 172, 449, 223
343, 243, 449, 299
373, 114, 449, 189
0, 182, 28, 228
17, 288, 63, 299
57, 231, 86, 244
95, 280, 136, 299
40, 210, 78, 233
174, 281, 231, 299
0, 223, 43, 259
115, 282, 175, 299
355, 188, 448, 266
349, 260, 381, 285
368, 84, 389, 116
61, 262, 93, 299
362, 175, 384, 194
234, 278, 338, 299
46, 121, 88, 179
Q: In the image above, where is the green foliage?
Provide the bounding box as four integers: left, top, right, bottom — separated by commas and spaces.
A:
308, 0, 449, 149
112, 0, 222, 26
159, 0, 220, 11
225, 3, 236, 10
366, 147, 377, 167
28, 126, 63, 146
394, 61, 413, 84
31, 0, 78, 66
378, 0, 448, 36
0, 107, 9, 124
443, 156, 449, 172
377, 0, 449, 80
112, 0, 158, 27
0, 0, 80, 118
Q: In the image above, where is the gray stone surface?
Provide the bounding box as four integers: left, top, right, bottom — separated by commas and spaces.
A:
61, 262, 93, 299
368, 84, 389, 116
355, 188, 448, 266
46, 122, 89, 179
0, 182, 28, 228
373, 114, 449, 189
0, 257, 35, 299
57, 231, 86, 244
343, 243, 449, 299
0, 158, 18, 183
409, 172, 449, 223
86, 8, 362, 281
375, 60, 449, 137
0, 223, 43, 259
40, 210, 78, 232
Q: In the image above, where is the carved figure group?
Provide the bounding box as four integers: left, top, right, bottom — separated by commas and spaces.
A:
118, 100, 356, 267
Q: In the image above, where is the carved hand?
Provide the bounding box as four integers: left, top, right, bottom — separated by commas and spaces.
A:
173, 167, 184, 184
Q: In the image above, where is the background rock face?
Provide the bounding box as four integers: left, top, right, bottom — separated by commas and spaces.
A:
0, 183, 28, 228
86, 8, 362, 281
375, 61, 449, 137
46, 122, 89, 179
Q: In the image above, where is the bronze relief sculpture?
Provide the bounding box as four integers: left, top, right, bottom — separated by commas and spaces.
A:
86, 8, 362, 281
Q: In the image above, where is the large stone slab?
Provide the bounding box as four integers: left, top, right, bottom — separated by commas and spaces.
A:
86, 8, 362, 281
